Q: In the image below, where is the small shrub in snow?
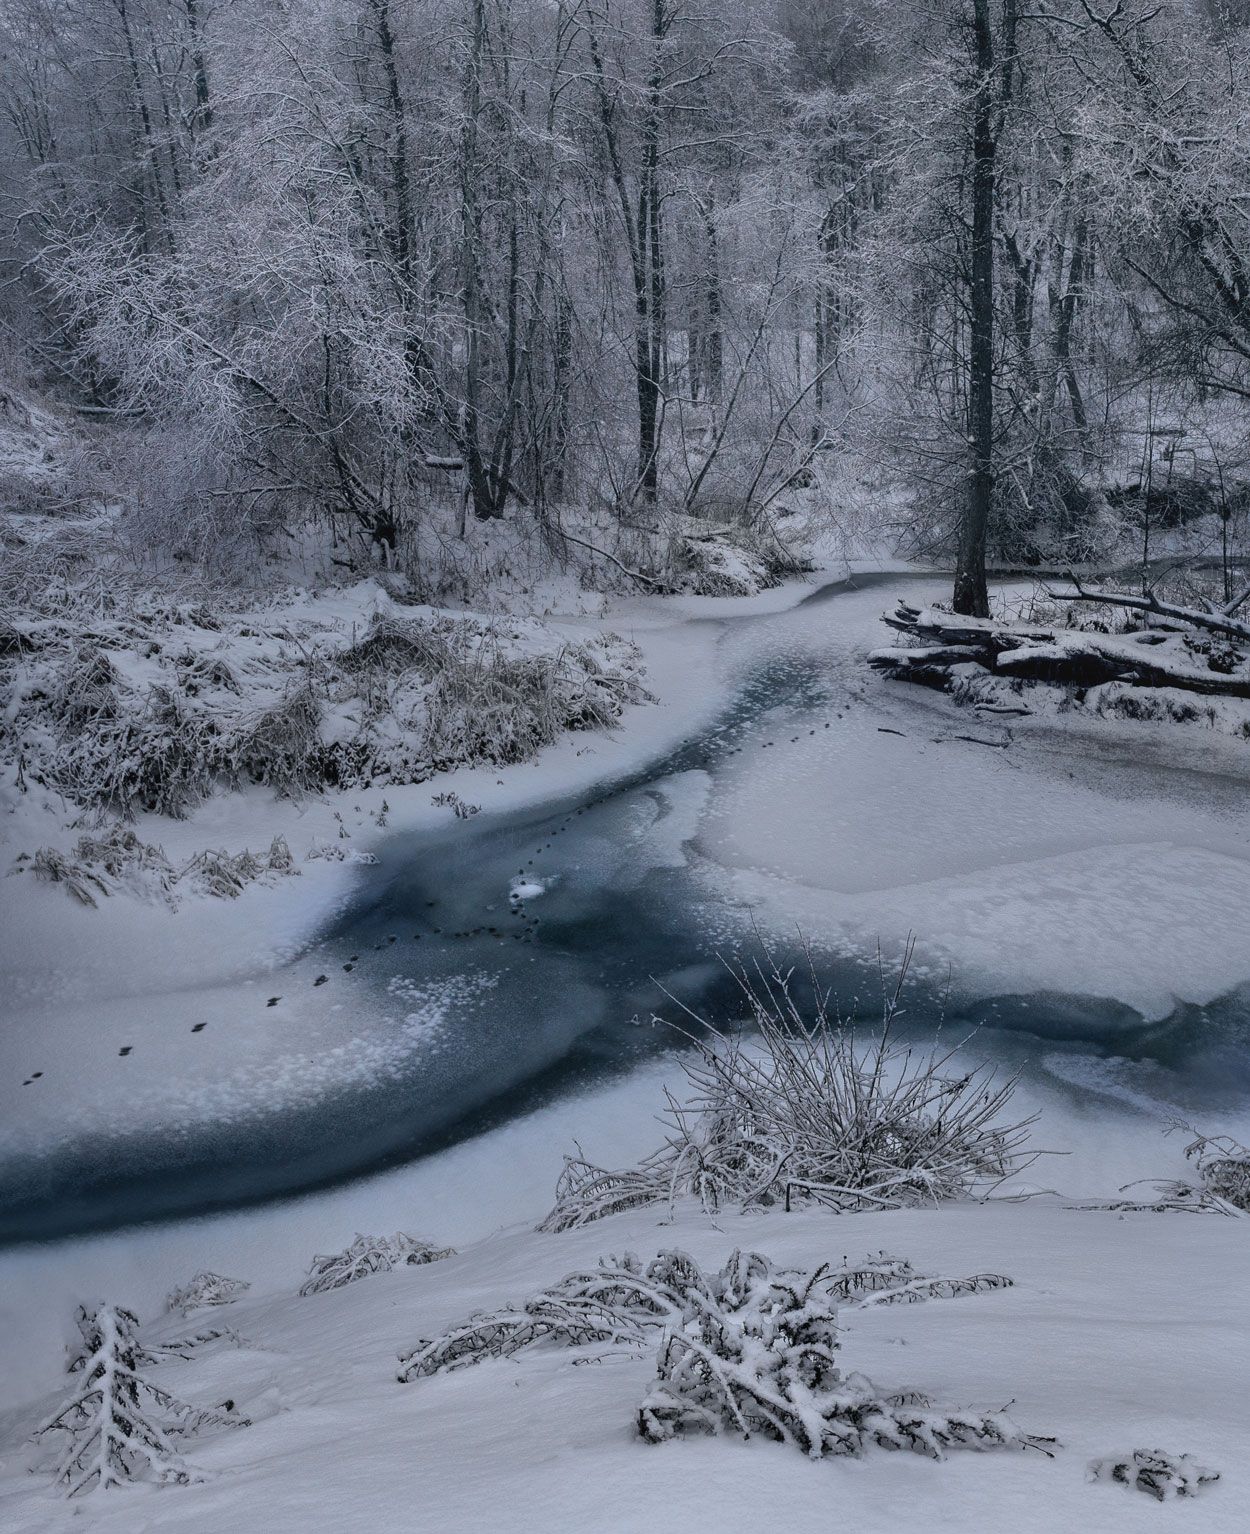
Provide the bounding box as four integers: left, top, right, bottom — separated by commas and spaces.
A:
299, 1232, 454, 1296
431, 789, 480, 818
1181, 1129, 1250, 1210
32, 1304, 247, 1496
178, 836, 295, 899
1088, 1125, 1250, 1216
29, 826, 173, 906
1089, 1449, 1219, 1501
638, 1251, 1049, 1460
29, 844, 114, 906
24, 827, 297, 906
166, 1272, 251, 1317
398, 1249, 1014, 1382
541, 945, 1036, 1231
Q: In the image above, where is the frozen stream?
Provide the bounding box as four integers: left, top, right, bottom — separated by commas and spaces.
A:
5, 569, 1250, 1243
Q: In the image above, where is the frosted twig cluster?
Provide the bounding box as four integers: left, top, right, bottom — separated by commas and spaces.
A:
542, 944, 1037, 1231
299, 1232, 455, 1296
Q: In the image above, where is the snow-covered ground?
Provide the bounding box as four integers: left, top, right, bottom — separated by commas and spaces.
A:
2, 1193, 1246, 1532
4, 556, 1250, 1528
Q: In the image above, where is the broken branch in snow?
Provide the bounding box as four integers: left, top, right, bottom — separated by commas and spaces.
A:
1046, 576, 1250, 645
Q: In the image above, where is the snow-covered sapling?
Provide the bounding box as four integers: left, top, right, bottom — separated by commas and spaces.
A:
32, 1304, 247, 1496
166, 1271, 251, 1317
1089, 1449, 1219, 1501
637, 1251, 1048, 1460
299, 1232, 454, 1296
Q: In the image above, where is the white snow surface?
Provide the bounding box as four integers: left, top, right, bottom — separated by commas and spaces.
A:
695, 577, 1250, 1020
1, 1192, 1246, 1531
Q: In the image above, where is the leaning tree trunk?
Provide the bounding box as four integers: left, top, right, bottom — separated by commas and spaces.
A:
954, 0, 997, 619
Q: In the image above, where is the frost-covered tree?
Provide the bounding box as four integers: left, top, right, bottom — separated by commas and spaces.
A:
32, 1303, 246, 1496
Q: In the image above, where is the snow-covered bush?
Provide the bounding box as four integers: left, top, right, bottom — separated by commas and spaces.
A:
401, 1248, 1046, 1463
541, 948, 1036, 1231
638, 1250, 1048, 1460
398, 1249, 1013, 1381
1088, 1125, 1250, 1215
299, 1233, 454, 1296
419, 626, 649, 769
1089, 1449, 1219, 1501
166, 1272, 251, 1318
32, 1304, 247, 1496
177, 837, 296, 899
21, 826, 297, 906
1181, 1129, 1250, 1211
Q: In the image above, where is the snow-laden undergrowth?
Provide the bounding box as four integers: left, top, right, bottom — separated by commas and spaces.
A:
4, 599, 648, 821
541, 947, 1036, 1232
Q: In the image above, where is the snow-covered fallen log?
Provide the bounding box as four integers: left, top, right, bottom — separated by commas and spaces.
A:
871, 601, 1250, 701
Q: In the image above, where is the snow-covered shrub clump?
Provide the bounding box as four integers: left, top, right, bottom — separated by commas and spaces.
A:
401, 1248, 1046, 1463
3, 559, 650, 818
299, 1232, 455, 1296
1089, 1449, 1219, 1501
1090, 1126, 1250, 1215
638, 1250, 1048, 1460
398, 1249, 1013, 1381
166, 1272, 251, 1317
541, 949, 1036, 1231
32, 1304, 247, 1496
1182, 1130, 1250, 1210
19, 826, 298, 906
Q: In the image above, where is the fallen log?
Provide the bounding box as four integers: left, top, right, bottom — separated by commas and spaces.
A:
872, 601, 1250, 702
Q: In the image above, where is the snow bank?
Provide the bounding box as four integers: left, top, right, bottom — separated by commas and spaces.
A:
1, 1196, 1246, 1531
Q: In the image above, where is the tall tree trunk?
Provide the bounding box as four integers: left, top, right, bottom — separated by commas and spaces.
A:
114, 0, 173, 250
183, 0, 212, 134
954, 0, 996, 618
702, 190, 723, 408
459, 0, 498, 520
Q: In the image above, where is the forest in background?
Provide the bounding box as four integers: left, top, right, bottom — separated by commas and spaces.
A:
2, 0, 1250, 612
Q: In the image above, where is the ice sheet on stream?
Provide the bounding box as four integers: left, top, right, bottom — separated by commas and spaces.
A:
693, 583, 1250, 1022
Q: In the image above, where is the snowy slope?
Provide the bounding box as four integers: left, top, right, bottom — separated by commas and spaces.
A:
0, 1199, 1245, 1532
